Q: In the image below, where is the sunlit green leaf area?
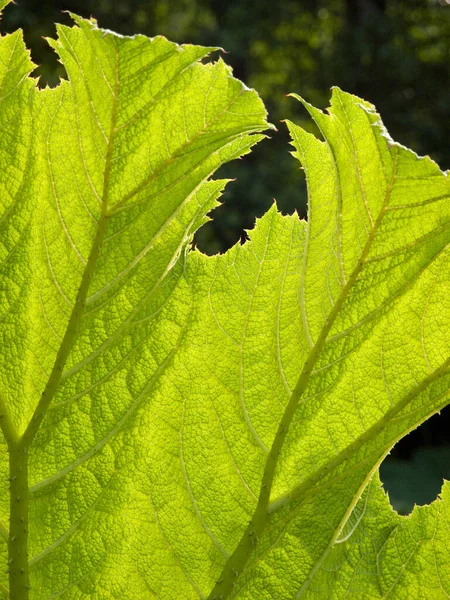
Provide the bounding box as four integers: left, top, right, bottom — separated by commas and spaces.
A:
0, 2, 449, 598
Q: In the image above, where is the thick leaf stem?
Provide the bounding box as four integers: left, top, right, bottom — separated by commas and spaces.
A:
7, 214, 109, 598
6, 214, 109, 599
8, 441, 29, 600
6, 48, 119, 599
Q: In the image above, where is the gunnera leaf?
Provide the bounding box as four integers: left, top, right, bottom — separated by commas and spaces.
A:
0, 10, 269, 598
0, 6, 449, 600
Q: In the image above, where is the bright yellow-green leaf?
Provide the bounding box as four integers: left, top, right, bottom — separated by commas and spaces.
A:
0, 13, 449, 600
0, 14, 269, 598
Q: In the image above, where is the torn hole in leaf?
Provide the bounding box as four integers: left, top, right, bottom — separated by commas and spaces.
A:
379, 404, 450, 515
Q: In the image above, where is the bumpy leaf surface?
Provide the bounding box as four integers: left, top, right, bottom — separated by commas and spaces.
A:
0, 6, 449, 599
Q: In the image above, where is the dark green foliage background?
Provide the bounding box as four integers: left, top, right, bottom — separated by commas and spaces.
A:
3, 0, 450, 512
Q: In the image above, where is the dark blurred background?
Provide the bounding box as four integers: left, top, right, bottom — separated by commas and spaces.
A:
2, 0, 449, 513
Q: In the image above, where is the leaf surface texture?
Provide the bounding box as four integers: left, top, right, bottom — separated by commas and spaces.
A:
0, 11, 449, 600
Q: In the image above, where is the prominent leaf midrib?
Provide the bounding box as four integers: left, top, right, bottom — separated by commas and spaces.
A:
85, 131, 255, 308
0, 38, 36, 446
0, 16, 278, 598
234, 386, 450, 600
47, 250, 185, 411
261, 150, 398, 505
60, 180, 220, 380
30, 249, 197, 490
112, 90, 261, 213
21, 45, 120, 446
326, 239, 450, 346
207, 125, 399, 600
245, 426, 439, 598
28, 302, 196, 594
269, 360, 450, 514
31, 331, 184, 491
311, 388, 450, 509
3, 17, 447, 597
58, 27, 211, 214
47, 324, 154, 411
30, 300, 192, 493
23, 184, 109, 443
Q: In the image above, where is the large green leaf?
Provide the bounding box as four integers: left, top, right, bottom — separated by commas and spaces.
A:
0, 13, 269, 598
0, 11, 449, 600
